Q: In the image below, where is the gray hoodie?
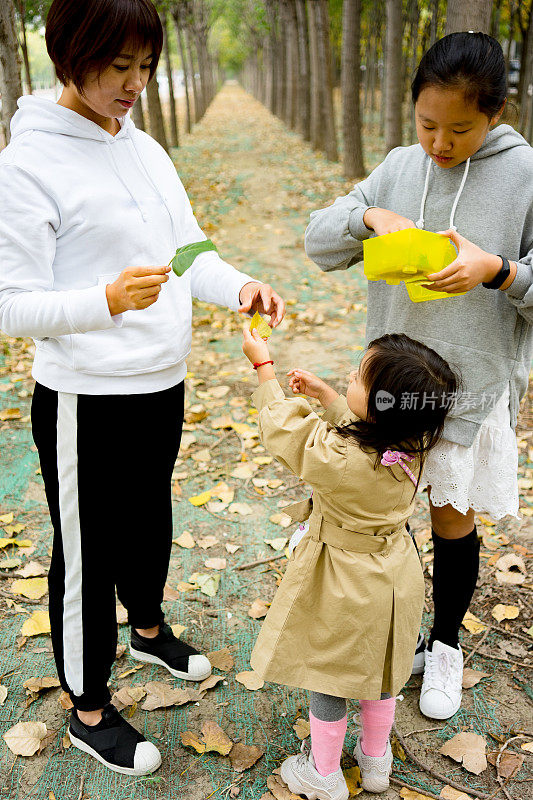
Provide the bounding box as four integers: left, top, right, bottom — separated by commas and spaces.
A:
305, 124, 533, 447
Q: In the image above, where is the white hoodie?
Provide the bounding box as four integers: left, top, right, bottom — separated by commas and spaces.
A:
0, 96, 254, 394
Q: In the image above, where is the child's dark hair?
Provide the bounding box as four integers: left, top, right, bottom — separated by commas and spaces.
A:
412, 32, 506, 119
336, 333, 461, 492
46, 0, 162, 95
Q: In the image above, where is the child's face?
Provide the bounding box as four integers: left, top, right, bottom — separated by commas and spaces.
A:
415, 86, 504, 169
66, 42, 153, 127
346, 353, 370, 420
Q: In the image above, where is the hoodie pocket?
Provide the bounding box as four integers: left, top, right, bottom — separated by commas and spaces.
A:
70, 272, 192, 376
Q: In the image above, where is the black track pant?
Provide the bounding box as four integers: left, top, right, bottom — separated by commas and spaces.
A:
31, 381, 184, 711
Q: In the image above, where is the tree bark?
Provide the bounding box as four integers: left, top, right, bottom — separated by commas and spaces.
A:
185, 23, 201, 121
172, 7, 192, 134
0, 0, 23, 144
445, 0, 493, 35
408, 0, 419, 143
307, 0, 322, 149
429, 0, 439, 45
161, 10, 179, 148
385, 0, 402, 152
519, 5, 533, 135
131, 94, 146, 130
146, 71, 169, 152
284, 0, 299, 130
295, 0, 311, 140
341, 0, 364, 177
315, 0, 338, 161
16, 0, 31, 94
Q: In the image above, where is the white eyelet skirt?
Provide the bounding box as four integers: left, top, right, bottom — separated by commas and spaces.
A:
418, 385, 520, 521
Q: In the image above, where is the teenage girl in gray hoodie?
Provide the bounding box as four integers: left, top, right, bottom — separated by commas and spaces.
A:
305, 32, 532, 730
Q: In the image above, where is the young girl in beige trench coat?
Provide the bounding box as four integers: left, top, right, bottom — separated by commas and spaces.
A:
242, 327, 460, 799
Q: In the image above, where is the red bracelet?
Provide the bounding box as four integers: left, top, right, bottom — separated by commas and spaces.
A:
253, 360, 274, 370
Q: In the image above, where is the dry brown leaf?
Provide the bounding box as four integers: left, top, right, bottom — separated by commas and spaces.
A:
269, 513, 291, 528
116, 603, 128, 624
171, 623, 186, 638
343, 765, 363, 796
23, 676, 61, 698
495, 553, 527, 585
163, 584, 180, 601
0, 685, 8, 705
198, 675, 224, 692
266, 774, 301, 800
211, 415, 233, 429
439, 731, 487, 774
211, 483, 234, 503
141, 681, 205, 711
11, 577, 48, 600
462, 668, 490, 689
231, 463, 258, 479
3, 721, 48, 756
197, 535, 219, 549
112, 685, 147, 712
293, 718, 310, 740
229, 742, 264, 771
178, 431, 196, 451
248, 598, 269, 619
206, 647, 234, 672
205, 557, 227, 570
440, 785, 473, 799
192, 448, 212, 463
236, 671, 264, 690
15, 561, 46, 578
491, 604, 519, 622
521, 741, 533, 752
185, 403, 207, 423
487, 750, 524, 778
461, 611, 487, 635
264, 537, 288, 551
226, 543, 241, 554
228, 502, 253, 516
399, 789, 435, 800
174, 531, 196, 549
59, 690, 73, 709
201, 720, 233, 755
181, 730, 206, 753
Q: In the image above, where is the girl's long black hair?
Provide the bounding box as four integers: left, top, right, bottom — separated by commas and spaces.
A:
336, 333, 462, 495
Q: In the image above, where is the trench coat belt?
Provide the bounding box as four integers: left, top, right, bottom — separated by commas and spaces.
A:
284, 497, 406, 556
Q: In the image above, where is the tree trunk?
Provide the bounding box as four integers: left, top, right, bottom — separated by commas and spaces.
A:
265, 0, 281, 117
342, 0, 364, 178
160, 10, 179, 148
315, 0, 338, 161
16, 0, 31, 93
445, 0, 493, 35
146, 72, 169, 152
295, 0, 311, 140
131, 94, 146, 130
278, 2, 288, 123
519, 6, 533, 135
307, 0, 322, 149
408, 0, 419, 143
429, 0, 439, 45
185, 23, 201, 121
385, 0, 402, 153
172, 8, 192, 134
0, 0, 23, 144
284, 0, 299, 130
491, 0, 503, 39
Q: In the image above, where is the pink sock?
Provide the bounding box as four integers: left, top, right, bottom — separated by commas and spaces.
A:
309, 711, 348, 776
359, 697, 396, 757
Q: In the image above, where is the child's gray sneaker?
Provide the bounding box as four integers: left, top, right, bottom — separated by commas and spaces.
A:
353, 737, 393, 793
411, 633, 426, 675
280, 741, 349, 800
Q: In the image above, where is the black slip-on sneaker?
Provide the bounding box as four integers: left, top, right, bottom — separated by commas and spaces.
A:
130, 622, 212, 680
69, 704, 161, 776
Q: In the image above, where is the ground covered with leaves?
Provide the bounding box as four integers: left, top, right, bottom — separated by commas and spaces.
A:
0, 85, 532, 800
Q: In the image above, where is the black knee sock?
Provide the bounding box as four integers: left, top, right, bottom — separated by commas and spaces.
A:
428, 526, 479, 651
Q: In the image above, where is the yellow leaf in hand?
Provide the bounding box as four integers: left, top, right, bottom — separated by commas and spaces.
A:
249, 311, 272, 339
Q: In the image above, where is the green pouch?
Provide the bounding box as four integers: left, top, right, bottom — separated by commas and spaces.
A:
169, 239, 218, 276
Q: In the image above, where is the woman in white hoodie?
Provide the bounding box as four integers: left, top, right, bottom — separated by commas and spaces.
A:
0, 0, 284, 776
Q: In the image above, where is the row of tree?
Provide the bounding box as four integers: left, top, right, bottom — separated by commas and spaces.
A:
0, 0, 221, 150
234, 0, 533, 177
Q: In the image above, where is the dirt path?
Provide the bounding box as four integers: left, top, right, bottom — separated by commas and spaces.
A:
0, 84, 531, 800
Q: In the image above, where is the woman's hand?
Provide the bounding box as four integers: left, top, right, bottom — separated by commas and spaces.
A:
423, 229, 505, 293
287, 369, 339, 408
106, 265, 171, 315
238, 281, 285, 328
242, 326, 271, 365
363, 207, 416, 236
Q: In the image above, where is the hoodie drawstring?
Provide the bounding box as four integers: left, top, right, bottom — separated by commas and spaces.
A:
416, 156, 471, 232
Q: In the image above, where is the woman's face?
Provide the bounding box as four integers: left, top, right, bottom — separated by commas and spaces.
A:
415, 86, 504, 169
62, 42, 153, 130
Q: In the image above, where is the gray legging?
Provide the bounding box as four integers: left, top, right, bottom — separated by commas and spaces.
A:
310, 691, 392, 721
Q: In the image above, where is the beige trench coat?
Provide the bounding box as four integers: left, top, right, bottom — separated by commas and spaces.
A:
249, 379, 425, 700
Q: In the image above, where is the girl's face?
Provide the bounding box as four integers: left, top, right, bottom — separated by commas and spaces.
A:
59, 42, 153, 132
415, 86, 504, 169
346, 352, 370, 421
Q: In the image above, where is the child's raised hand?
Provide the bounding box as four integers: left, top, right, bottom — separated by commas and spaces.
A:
242, 325, 271, 364
287, 369, 329, 399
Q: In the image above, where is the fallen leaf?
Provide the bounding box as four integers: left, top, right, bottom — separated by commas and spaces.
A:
116, 603, 128, 623
462, 668, 490, 689
399, 789, 435, 800
293, 718, 310, 740
391, 734, 406, 761
0, 512, 14, 524
439, 731, 487, 774
23, 676, 61, 698
487, 750, 524, 779
206, 647, 234, 672
170, 623, 186, 638
248, 598, 269, 619
3, 721, 48, 756
11, 577, 48, 600
495, 553, 527, 585
59, 691, 73, 709
440, 787, 473, 799
192, 448, 212, 463
211, 483, 234, 503
267, 774, 301, 800
0, 408, 21, 421
209, 385, 231, 399
4, 523, 25, 535
225, 543, 241, 554
205, 557, 227, 570
269, 513, 291, 528
0, 686, 7, 705
181, 730, 206, 753
201, 720, 234, 754
185, 403, 207, 423
207, 500, 229, 513
343, 765, 363, 795
174, 531, 196, 549
197, 535, 219, 549
231, 463, 258, 479
264, 537, 288, 551
249, 311, 272, 339
189, 489, 212, 507
163, 584, 179, 601
179, 431, 196, 451
521, 741, 533, 752
177, 581, 196, 592
111, 685, 147, 712
229, 742, 264, 771
0, 537, 32, 549
15, 561, 46, 578
21, 609, 50, 637
461, 611, 487, 635
236, 671, 264, 690
0, 557, 22, 569
116, 665, 143, 679
228, 502, 253, 516
198, 675, 224, 692
62, 732, 71, 749
189, 572, 220, 597
142, 681, 204, 711
491, 604, 519, 622
211, 415, 233, 429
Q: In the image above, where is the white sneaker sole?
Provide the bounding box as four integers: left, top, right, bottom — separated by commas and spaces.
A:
129, 646, 212, 681
419, 696, 462, 720
280, 761, 349, 800
68, 730, 162, 776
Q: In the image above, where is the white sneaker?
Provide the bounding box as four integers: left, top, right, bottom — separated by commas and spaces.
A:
419, 640, 463, 719
411, 634, 426, 675
280, 741, 349, 800
353, 737, 393, 793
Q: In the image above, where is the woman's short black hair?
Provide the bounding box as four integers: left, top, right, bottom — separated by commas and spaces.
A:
336, 333, 462, 495
412, 32, 507, 119
46, 0, 163, 94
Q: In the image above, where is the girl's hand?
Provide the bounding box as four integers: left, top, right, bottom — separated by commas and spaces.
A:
363, 207, 416, 236
106, 265, 171, 315
287, 369, 338, 408
242, 326, 271, 364
423, 229, 504, 293
238, 281, 285, 328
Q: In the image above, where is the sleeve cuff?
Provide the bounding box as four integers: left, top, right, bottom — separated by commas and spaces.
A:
321, 395, 355, 425
503, 260, 531, 300
64, 284, 123, 333
348, 206, 374, 241
252, 378, 285, 411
